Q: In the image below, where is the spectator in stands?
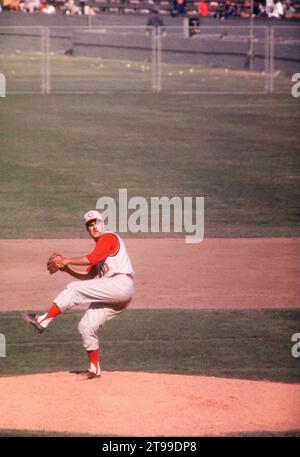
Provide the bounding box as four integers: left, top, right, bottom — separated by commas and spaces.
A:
37, 0, 46, 11
233, 1, 245, 17
145, 5, 165, 35
42, 1, 56, 13
2, 0, 12, 9
9, 0, 20, 10
172, 0, 187, 16
198, 0, 208, 16
19, 0, 26, 11
84, 5, 96, 15
64, 0, 80, 15
257, 2, 268, 16
268, 0, 284, 17
284, 0, 296, 17
266, 0, 275, 15
21, 0, 36, 12
220, 0, 236, 19
79, 0, 86, 14
43, 0, 57, 12
253, 0, 260, 14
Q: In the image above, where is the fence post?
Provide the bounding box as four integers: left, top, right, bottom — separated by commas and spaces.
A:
42, 26, 50, 94
249, 1, 254, 72
269, 26, 274, 94
151, 27, 156, 93
152, 27, 162, 94
156, 27, 162, 94
264, 26, 270, 94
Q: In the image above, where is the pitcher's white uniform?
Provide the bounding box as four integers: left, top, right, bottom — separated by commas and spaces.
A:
54, 232, 134, 351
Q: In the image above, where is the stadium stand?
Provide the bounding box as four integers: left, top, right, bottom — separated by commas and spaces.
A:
1, 0, 300, 18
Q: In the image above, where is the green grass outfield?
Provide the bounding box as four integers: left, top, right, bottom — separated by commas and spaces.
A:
0, 51, 292, 94
1, 309, 299, 383
0, 93, 299, 238
0, 52, 276, 94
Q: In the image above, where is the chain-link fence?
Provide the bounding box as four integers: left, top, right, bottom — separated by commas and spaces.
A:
0, 26, 45, 93
0, 25, 298, 95
47, 26, 155, 93
270, 26, 300, 94
157, 26, 270, 94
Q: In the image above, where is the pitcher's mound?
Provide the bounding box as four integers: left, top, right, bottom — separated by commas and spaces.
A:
0, 371, 299, 436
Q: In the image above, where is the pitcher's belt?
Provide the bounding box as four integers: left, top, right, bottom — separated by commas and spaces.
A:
108, 273, 134, 280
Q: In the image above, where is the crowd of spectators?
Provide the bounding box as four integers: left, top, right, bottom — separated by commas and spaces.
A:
216, 0, 299, 19
0, 0, 97, 14
0, 0, 299, 19
195, 0, 300, 19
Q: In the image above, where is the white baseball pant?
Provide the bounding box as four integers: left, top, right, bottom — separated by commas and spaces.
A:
53, 274, 134, 351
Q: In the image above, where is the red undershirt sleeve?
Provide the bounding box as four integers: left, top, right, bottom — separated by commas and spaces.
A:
86, 233, 119, 266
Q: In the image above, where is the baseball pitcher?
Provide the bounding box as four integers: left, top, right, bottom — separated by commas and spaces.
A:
22, 210, 134, 380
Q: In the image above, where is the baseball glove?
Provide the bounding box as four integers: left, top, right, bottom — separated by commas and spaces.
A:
47, 253, 65, 274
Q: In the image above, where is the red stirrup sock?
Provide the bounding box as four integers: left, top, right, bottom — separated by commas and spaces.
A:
87, 349, 101, 375
37, 304, 61, 329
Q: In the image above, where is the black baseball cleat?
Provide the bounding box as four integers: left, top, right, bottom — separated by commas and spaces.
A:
21, 312, 45, 334
79, 370, 101, 380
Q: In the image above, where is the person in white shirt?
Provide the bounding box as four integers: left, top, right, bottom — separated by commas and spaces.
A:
268, 0, 284, 17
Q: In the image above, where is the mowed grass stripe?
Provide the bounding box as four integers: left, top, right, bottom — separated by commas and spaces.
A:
0, 94, 299, 237
0, 309, 299, 383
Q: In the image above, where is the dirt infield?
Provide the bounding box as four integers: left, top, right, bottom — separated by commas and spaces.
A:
0, 237, 299, 312
0, 237, 299, 436
0, 371, 299, 436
